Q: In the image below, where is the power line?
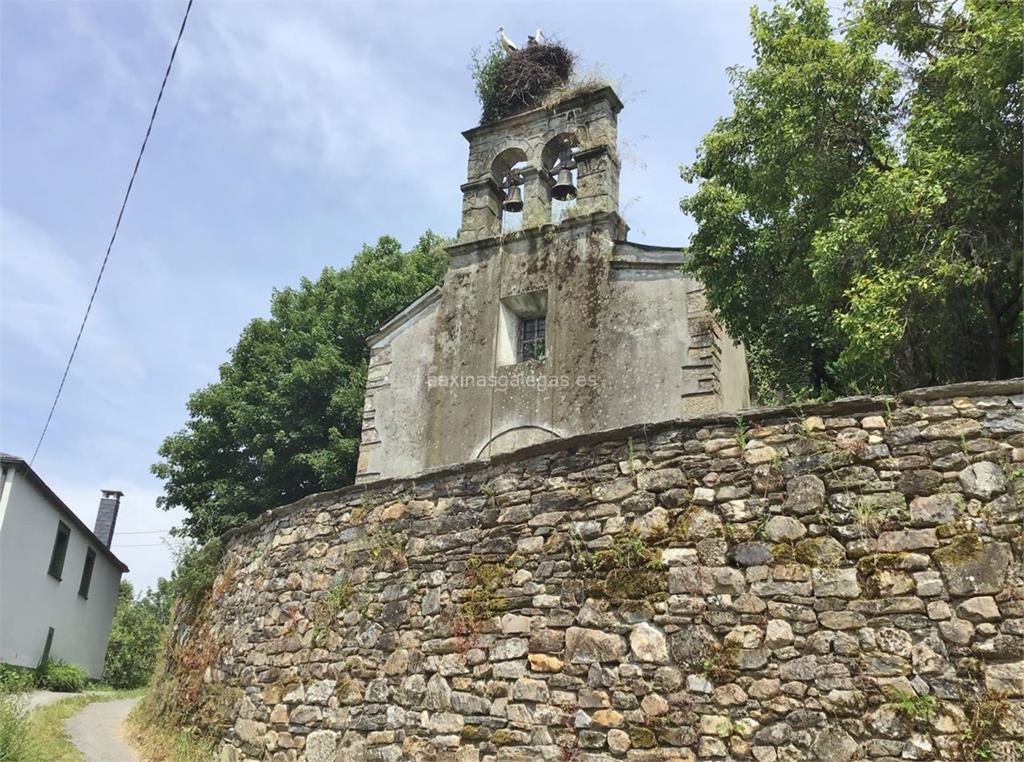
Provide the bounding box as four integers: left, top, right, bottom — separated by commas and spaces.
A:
117, 529, 174, 535
113, 542, 174, 548
30, 0, 195, 465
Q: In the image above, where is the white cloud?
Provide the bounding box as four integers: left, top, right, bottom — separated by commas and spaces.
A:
0, 207, 145, 387
173, 3, 463, 185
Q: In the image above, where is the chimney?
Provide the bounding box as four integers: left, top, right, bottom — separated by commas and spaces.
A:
93, 490, 123, 548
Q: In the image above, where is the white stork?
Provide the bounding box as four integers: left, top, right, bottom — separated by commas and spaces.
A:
528, 28, 545, 46
497, 26, 518, 55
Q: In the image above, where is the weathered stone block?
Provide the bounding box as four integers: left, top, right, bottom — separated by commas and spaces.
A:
876, 528, 938, 552
305, 730, 337, 762
957, 596, 1000, 622
958, 461, 1007, 499
812, 568, 860, 599
636, 468, 686, 492
985, 662, 1024, 696
629, 622, 669, 663
565, 627, 627, 664
764, 516, 806, 542
934, 540, 1011, 595
909, 494, 962, 526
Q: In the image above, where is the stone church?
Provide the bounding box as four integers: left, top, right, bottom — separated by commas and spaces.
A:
356, 85, 749, 482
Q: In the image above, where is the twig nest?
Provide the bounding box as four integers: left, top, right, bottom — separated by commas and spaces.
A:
484, 43, 575, 123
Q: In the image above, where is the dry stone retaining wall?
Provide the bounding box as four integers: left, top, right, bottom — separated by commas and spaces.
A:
159, 380, 1024, 761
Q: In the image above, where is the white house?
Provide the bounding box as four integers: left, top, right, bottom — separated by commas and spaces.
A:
0, 453, 128, 679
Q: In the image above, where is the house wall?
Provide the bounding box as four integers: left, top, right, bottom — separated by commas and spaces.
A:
0, 469, 122, 678
152, 379, 1024, 762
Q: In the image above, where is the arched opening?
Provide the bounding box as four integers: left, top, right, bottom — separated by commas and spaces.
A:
491, 147, 529, 233
542, 134, 579, 223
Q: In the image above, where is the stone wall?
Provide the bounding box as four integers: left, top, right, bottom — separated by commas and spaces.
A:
158, 380, 1024, 762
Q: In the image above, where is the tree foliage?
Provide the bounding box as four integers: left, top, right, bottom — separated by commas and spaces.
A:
681, 0, 1022, 399
153, 233, 448, 539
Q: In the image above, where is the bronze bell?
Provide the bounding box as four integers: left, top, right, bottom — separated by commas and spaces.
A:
551, 168, 577, 201
502, 184, 524, 213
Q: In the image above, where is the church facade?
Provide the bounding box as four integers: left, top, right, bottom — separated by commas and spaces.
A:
356, 86, 749, 482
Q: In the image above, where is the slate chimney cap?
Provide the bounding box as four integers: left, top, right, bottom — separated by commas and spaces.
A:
101, 490, 124, 498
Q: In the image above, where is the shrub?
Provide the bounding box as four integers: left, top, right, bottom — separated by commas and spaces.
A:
0, 663, 34, 693
0, 689, 30, 761
103, 581, 165, 689
35, 659, 87, 693
470, 41, 506, 124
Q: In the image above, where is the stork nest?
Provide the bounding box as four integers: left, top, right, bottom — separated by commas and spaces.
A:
478, 42, 576, 124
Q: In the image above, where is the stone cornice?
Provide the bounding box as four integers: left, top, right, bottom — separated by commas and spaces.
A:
461, 85, 624, 143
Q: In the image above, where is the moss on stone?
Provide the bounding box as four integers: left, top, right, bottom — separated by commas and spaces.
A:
459, 554, 512, 622
586, 566, 666, 608
460, 724, 492, 742
935, 517, 972, 539
932, 534, 984, 566
770, 542, 800, 566
856, 552, 912, 576
627, 725, 658, 749
489, 728, 520, 746
571, 530, 665, 607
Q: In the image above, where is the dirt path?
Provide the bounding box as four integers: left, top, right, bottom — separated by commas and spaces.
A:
66, 696, 140, 762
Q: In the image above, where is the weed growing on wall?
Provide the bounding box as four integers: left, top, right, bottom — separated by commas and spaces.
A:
172, 539, 224, 618
886, 688, 935, 722
959, 689, 1011, 760
569, 530, 664, 606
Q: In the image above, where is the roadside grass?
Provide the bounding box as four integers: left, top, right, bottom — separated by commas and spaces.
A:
17, 689, 143, 762
125, 699, 217, 762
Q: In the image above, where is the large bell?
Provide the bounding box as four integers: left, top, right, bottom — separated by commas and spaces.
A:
502, 184, 524, 213
550, 168, 577, 201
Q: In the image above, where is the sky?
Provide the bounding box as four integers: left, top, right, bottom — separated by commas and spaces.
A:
1, 0, 764, 593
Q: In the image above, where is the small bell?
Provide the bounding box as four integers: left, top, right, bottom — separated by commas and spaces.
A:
502, 184, 524, 213
550, 168, 577, 201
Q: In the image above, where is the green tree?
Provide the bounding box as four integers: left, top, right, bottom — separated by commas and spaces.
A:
102, 581, 164, 689
681, 0, 1022, 399
153, 233, 447, 539
140, 576, 176, 623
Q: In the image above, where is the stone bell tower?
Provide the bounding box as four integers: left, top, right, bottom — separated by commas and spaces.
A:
458, 86, 622, 242
356, 85, 749, 483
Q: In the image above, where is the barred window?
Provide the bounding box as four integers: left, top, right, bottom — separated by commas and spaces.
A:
519, 316, 546, 362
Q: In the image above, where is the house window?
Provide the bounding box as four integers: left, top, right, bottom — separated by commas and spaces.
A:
47, 521, 70, 580
519, 316, 546, 362
78, 548, 96, 599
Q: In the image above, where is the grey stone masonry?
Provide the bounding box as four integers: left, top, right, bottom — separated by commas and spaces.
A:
161, 379, 1024, 761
